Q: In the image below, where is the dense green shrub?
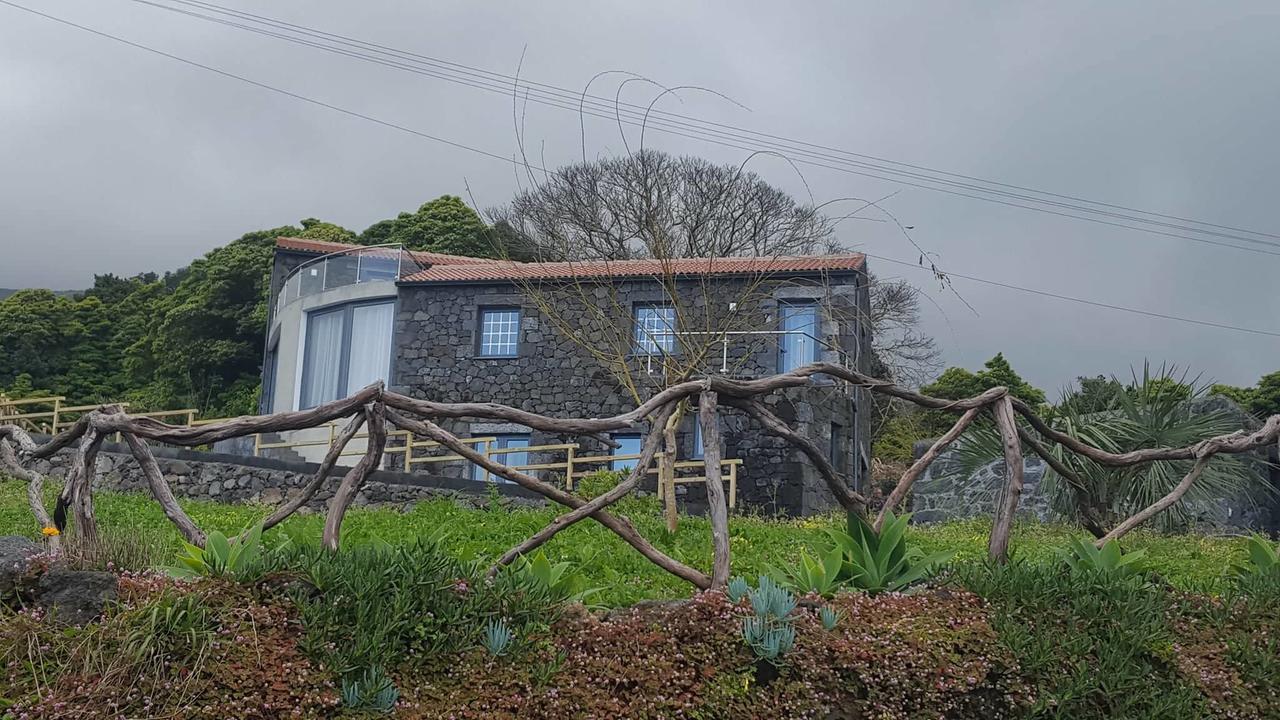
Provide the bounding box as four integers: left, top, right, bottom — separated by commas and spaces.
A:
954, 365, 1268, 533
0, 479, 1252, 606
956, 560, 1207, 719
265, 537, 571, 683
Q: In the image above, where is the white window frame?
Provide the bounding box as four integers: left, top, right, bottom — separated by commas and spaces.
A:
478, 307, 521, 358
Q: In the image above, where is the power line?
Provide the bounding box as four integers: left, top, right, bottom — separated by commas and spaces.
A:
865, 253, 1280, 338
0, 0, 543, 172
4, 0, 1277, 341
163, 0, 1280, 243
126, 0, 1280, 257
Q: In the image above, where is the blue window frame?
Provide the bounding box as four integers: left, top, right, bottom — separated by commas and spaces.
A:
610, 434, 644, 471
778, 301, 819, 372
473, 434, 530, 482
478, 308, 521, 357
633, 304, 676, 355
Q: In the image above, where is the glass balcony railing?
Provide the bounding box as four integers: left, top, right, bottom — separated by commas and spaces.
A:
273, 244, 426, 321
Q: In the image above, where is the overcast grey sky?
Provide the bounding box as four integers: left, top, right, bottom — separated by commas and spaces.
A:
1, 0, 1277, 392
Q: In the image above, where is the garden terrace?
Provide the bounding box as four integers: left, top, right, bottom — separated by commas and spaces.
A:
2, 360, 1278, 591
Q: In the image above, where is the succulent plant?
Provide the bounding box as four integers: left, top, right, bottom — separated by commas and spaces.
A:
481, 618, 514, 656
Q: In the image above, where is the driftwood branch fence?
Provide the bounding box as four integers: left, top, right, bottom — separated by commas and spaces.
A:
2, 361, 1277, 590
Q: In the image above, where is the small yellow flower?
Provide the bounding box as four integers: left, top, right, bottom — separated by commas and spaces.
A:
41, 526, 60, 537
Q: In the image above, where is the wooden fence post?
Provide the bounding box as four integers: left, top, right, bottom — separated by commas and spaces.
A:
700, 391, 731, 587
988, 395, 1024, 563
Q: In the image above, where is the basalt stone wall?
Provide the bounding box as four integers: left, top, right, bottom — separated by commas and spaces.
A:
908, 400, 1280, 532
24, 438, 544, 513
909, 448, 1052, 525
392, 271, 873, 516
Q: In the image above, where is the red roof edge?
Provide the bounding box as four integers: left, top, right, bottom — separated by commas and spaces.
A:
274, 237, 504, 265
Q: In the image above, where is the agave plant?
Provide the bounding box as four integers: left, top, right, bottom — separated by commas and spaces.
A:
1232, 534, 1280, 578
819, 605, 841, 631
748, 576, 797, 620
822, 510, 953, 595
481, 618, 514, 656
1062, 538, 1149, 578
954, 363, 1268, 534
510, 550, 599, 603
726, 576, 751, 603
745, 623, 796, 663
769, 545, 845, 597
167, 524, 263, 580
341, 666, 399, 712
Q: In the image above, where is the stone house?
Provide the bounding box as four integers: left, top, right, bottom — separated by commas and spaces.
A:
261, 237, 873, 515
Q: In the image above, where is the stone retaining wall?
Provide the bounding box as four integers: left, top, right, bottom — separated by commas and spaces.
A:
908, 411, 1280, 533
25, 438, 545, 514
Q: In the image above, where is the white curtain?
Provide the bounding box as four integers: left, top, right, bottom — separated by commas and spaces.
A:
346, 302, 394, 395
301, 309, 344, 409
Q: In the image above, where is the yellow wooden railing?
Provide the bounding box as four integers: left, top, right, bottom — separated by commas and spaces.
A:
0, 395, 741, 508
0, 395, 201, 436
0, 395, 66, 432
256, 420, 742, 509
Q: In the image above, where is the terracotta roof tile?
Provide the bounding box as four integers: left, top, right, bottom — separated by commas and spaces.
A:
274, 237, 502, 265
275, 237, 864, 283
399, 254, 865, 283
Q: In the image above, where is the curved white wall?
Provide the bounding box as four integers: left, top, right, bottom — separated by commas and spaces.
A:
268, 281, 397, 414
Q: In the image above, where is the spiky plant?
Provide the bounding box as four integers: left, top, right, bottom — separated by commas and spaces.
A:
819, 605, 841, 631
954, 363, 1267, 533
481, 619, 514, 656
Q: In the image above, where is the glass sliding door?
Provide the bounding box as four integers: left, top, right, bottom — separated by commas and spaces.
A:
346, 302, 394, 395
300, 307, 344, 409
298, 299, 395, 409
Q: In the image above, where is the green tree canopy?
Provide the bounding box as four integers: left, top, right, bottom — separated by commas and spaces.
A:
0, 289, 115, 402
359, 195, 499, 257
124, 235, 276, 416
1212, 370, 1280, 418
922, 353, 1047, 407
1059, 375, 1125, 415
297, 218, 356, 243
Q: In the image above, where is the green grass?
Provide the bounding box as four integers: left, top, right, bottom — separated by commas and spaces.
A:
0, 478, 1249, 605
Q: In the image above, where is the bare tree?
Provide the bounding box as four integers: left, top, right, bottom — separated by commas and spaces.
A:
867, 274, 941, 387
489, 149, 838, 261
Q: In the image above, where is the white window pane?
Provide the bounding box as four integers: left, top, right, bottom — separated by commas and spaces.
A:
346, 302, 394, 395
780, 303, 818, 372
501, 437, 530, 470
301, 309, 344, 409
634, 306, 675, 355
480, 309, 520, 357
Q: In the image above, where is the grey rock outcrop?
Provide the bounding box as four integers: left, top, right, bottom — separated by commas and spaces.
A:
0, 536, 38, 597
